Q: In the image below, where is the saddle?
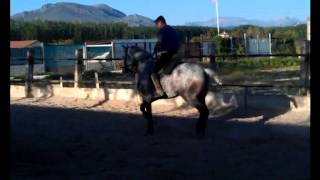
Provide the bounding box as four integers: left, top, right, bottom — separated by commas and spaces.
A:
158, 54, 183, 75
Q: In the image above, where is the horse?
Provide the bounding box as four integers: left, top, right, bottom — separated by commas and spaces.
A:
124, 46, 222, 137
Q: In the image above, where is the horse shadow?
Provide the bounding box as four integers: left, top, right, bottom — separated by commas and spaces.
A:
210, 92, 299, 123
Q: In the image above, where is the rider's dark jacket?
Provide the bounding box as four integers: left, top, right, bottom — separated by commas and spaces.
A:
154, 25, 180, 53
151, 25, 180, 74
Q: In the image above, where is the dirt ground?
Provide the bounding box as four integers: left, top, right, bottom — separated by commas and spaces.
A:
11, 96, 310, 180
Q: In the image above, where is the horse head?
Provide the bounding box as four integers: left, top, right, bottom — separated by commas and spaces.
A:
125, 45, 152, 73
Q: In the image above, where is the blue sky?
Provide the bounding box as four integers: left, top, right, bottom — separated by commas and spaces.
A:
10, 0, 310, 25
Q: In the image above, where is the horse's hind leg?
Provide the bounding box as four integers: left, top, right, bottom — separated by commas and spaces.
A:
189, 98, 209, 138
140, 101, 154, 135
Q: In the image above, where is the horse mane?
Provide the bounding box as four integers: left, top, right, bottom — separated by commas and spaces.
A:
129, 45, 152, 61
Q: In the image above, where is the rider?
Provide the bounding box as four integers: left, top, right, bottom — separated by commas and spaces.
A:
151, 15, 180, 97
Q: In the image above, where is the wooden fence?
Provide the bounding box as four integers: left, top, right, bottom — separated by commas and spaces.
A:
16, 44, 310, 107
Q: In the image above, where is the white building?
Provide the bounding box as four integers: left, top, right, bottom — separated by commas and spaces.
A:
10, 40, 45, 77
83, 39, 157, 72
219, 31, 230, 38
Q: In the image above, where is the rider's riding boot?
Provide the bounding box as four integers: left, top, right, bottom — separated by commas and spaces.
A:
151, 73, 165, 96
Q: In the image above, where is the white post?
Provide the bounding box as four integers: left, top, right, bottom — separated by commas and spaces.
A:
95, 72, 100, 89
307, 17, 310, 41
74, 49, 83, 88
269, 33, 273, 59
215, 0, 220, 35
60, 76, 63, 88
83, 44, 88, 71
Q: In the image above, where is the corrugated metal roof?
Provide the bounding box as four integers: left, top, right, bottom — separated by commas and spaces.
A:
113, 39, 157, 43
85, 40, 112, 45
10, 40, 39, 48
85, 39, 157, 45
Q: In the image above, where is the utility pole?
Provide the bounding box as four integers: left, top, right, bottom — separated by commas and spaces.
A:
215, 0, 220, 34
211, 0, 220, 35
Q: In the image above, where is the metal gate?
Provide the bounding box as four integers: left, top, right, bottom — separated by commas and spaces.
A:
246, 38, 271, 55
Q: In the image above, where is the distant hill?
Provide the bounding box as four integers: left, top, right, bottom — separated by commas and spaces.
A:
11, 2, 154, 27
186, 16, 304, 28
11, 2, 305, 28
119, 14, 154, 27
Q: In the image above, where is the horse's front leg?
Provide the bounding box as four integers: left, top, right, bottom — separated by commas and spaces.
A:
140, 101, 154, 135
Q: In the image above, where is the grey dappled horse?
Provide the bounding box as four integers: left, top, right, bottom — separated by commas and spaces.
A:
125, 46, 221, 137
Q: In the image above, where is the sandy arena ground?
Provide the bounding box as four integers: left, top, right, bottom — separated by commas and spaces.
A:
11, 96, 310, 180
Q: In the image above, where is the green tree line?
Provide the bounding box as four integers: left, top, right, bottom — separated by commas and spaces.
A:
11, 20, 307, 54
10, 20, 214, 44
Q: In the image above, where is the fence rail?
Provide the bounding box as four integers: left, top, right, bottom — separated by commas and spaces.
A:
11, 48, 310, 100
11, 53, 308, 62
10, 79, 304, 89
10, 78, 305, 109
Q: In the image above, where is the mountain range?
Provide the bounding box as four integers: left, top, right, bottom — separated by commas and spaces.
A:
11, 2, 305, 27
11, 2, 154, 27
185, 16, 304, 28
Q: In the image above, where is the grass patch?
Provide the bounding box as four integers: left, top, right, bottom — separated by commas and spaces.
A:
211, 57, 301, 85
216, 57, 300, 74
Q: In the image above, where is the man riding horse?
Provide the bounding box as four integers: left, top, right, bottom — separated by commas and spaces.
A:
151, 16, 180, 97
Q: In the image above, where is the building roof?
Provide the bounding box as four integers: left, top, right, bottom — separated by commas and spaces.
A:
85, 40, 112, 45
10, 40, 39, 48
85, 39, 158, 45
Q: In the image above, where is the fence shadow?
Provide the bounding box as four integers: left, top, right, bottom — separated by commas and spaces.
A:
88, 85, 110, 108
28, 82, 54, 102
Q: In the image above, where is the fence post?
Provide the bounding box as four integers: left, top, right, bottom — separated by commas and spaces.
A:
123, 46, 128, 74
95, 72, 100, 89
300, 41, 310, 94
209, 55, 218, 72
144, 42, 147, 50
244, 33, 247, 55
25, 49, 34, 98
306, 17, 310, 94
149, 42, 152, 53
209, 41, 218, 71
74, 49, 83, 88
230, 36, 233, 53
256, 34, 260, 54
305, 41, 310, 92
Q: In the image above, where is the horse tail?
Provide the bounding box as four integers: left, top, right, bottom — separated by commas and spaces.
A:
204, 68, 222, 86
